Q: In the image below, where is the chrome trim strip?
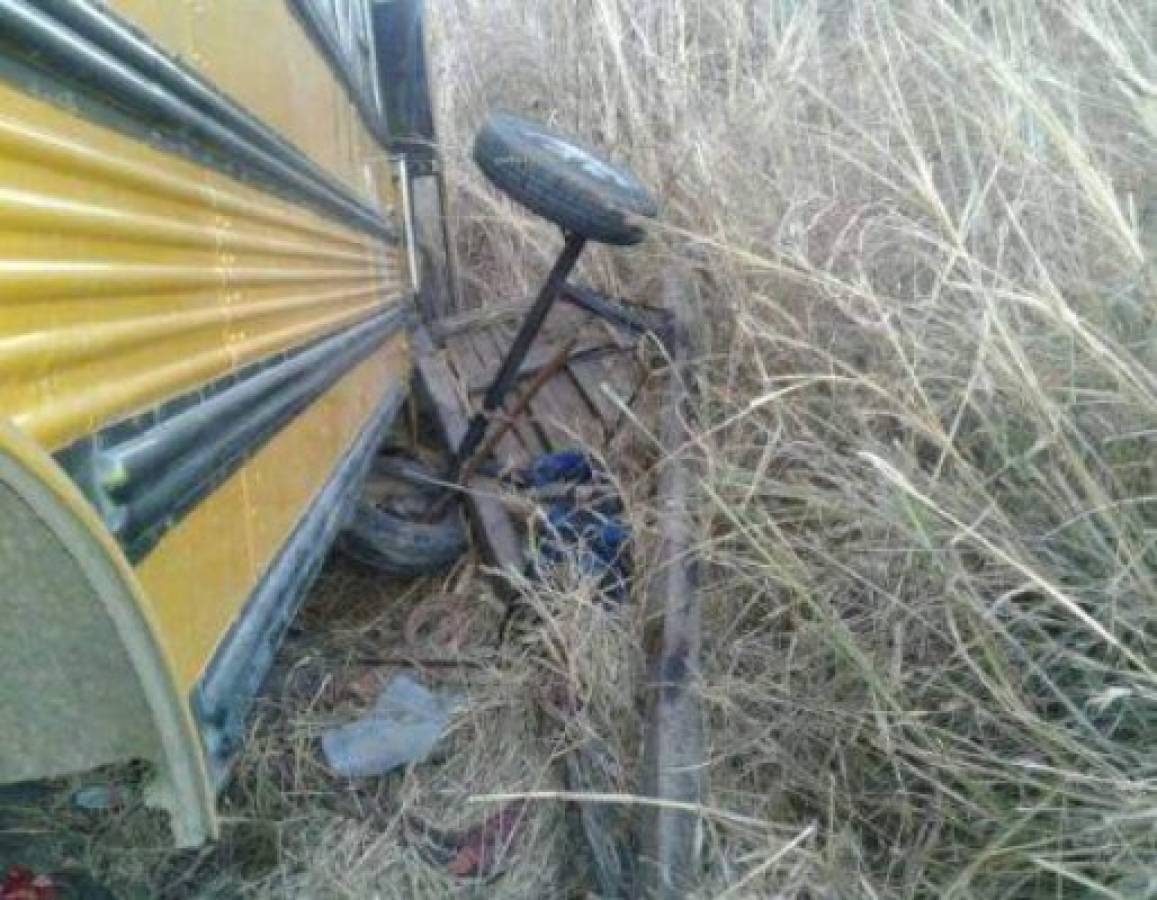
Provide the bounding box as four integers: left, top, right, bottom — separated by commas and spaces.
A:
396, 155, 422, 294
57, 304, 413, 561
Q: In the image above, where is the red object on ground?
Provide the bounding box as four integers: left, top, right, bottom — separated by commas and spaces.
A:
1, 867, 57, 900
446, 802, 528, 878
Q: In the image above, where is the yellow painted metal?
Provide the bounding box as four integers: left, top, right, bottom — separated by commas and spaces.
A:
0, 82, 404, 451
136, 338, 410, 690
0, 1, 416, 834
107, 0, 392, 209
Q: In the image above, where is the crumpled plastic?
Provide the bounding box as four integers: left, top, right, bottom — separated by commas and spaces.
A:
322, 672, 463, 778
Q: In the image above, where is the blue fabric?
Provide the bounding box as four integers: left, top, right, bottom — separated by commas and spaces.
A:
523, 451, 632, 604
524, 450, 594, 488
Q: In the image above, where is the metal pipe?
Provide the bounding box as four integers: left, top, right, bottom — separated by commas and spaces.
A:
395, 155, 422, 295
446, 232, 587, 480
436, 168, 465, 314
560, 283, 672, 342
97, 309, 406, 499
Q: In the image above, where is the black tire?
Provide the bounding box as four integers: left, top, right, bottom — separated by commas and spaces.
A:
337, 457, 467, 577
473, 113, 657, 246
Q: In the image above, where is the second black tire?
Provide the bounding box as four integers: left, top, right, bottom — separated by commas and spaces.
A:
338, 456, 467, 577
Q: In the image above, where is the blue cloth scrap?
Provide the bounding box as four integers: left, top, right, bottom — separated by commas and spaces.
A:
523, 451, 632, 604
524, 450, 594, 488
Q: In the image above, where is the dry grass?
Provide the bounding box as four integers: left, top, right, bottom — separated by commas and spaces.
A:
44, 0, 1155, 896
64, 561, 615, 898
427, 0, 1157, 896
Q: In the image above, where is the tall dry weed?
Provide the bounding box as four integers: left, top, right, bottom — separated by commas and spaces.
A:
429, 0, 1156, 894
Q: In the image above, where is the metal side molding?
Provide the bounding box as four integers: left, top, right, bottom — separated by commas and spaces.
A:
60, 305, 412, 561
192, 384, 405, 782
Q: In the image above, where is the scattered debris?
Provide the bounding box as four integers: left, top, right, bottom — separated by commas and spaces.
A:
564, 742, 634, 898
402, 592, 479, 653
69, 784, 122, 813
520, 449, 594, 488
525, 451, 632, 604
1, 868, 55, 900
445, 802, 528, 879
408, 802, 529, 880
339, 668, 391, 705
506, 448, 640, 895
322, 672, 462, 778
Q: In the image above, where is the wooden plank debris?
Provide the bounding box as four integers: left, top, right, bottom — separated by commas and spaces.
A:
637, 274, 704, 899
462, 339, 615, 393
568, 351, 642, 441
412, 327, 524, 578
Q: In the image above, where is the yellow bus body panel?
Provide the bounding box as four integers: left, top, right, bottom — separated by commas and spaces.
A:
137, 337, 409, 690
0, 1, 413, 843
107, 0, 388, 207
0, 82, 403, 452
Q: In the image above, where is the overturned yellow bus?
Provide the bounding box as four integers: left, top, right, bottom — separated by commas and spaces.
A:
0, 0, 433, 845
0, 0, 663, 850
